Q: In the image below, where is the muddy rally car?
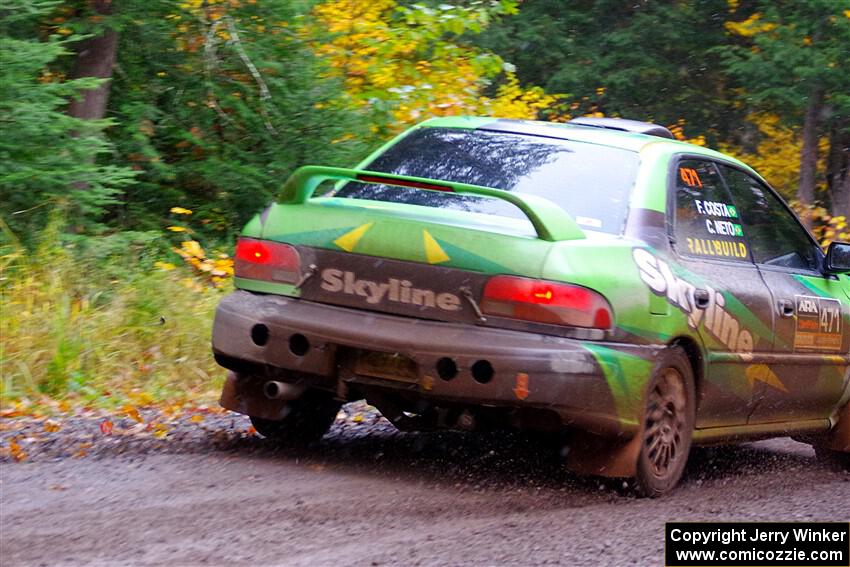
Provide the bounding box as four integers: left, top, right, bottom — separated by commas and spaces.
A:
212, 116, 850, 495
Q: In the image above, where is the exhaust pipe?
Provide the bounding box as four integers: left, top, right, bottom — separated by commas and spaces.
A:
263, 381, 305, 400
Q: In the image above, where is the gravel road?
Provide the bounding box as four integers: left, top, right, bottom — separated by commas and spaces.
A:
1, 404, 848, 566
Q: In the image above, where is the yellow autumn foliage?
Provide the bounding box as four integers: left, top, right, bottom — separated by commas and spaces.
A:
719, 113, 803, 200
789, 204, 850, 248
160, 207, 235, 289
307, 0, 564, 130
484, 75, 562, 120
668, 118, 706, 147
725, 12, 777, 37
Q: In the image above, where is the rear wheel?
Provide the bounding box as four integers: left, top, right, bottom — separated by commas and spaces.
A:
635, 347, 695, 497
250, 390, 342, 445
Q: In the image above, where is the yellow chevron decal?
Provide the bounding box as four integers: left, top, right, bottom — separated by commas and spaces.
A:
423, 230, 450, 264
745, 364, 788, 393
333, 222, 373, 252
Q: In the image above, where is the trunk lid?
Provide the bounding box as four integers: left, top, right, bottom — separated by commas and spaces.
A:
258, 198, 559, 277
241, 166, 591, 323
258, 165, 588, 277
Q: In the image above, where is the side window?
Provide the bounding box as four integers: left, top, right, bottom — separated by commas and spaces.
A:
718, 165, 820, 272
673, 159, 751, 262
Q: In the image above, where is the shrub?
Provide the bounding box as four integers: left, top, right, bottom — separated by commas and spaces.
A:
0, 211, 229, 408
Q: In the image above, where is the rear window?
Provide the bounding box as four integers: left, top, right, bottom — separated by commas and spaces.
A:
332, 128, 640, 235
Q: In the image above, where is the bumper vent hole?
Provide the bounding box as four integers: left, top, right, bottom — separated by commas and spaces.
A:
436, 358, 458, 381
250, 324, 269, 346
289, 333, 310, 357
471, 360, 494, 384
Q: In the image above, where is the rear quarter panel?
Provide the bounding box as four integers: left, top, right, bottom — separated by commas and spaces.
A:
541, 238, 702, 427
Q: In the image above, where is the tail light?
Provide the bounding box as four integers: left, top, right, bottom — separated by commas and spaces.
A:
480, 275, 613, 330
234, 237, 301, 283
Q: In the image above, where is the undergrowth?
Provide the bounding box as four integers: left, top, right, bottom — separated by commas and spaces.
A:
0, 211, 231, 410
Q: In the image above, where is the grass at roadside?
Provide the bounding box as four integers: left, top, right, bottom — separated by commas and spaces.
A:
1, 215, 230, 413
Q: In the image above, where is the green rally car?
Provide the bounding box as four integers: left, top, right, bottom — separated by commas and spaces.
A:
212, 116, 850, 495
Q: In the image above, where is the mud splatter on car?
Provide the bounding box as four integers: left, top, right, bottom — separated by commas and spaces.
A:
212, 116, 850, 495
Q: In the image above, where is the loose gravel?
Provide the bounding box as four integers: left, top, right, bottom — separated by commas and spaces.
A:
0, 401, 396, 463
2, 402, 848, 566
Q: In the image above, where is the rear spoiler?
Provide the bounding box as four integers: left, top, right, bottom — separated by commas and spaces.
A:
279, 165, 585, 242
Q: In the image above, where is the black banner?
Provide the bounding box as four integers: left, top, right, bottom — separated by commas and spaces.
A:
665, 522, 849, 566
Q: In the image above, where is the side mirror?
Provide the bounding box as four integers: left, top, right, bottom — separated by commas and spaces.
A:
825, 242, 850, 273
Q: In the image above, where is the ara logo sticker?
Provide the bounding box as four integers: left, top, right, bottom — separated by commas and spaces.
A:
797, 297, 819, 314
633, 249, 754, 356
794, 295, 843, 352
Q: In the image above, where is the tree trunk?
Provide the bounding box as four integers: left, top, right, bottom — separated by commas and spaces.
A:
834, 174, 850, 218
67, 0, 118, 121
797, 85, 824, 227
826, 124, 850, 217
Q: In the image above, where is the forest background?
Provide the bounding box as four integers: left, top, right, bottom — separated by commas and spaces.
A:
1, 0, 849, 409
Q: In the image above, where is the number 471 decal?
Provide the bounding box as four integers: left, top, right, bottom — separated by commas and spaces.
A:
794, 295, 843, 352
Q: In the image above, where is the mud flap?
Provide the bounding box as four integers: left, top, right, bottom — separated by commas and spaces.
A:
565, 431, 643, 478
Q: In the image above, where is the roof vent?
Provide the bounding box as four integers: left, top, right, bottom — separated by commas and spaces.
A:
567, 117, 675, 139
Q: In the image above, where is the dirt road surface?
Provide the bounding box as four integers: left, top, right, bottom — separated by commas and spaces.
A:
2, 405, 848, 566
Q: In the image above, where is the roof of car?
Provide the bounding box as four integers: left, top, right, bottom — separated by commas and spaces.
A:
416, 116, 751, 170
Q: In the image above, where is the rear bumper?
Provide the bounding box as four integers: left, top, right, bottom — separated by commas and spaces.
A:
212, 290, 655, 436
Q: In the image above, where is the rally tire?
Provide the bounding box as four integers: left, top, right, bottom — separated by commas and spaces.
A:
635, 346, 696, 497
250, 389, 342, 446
